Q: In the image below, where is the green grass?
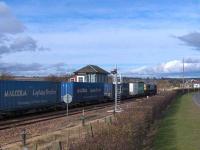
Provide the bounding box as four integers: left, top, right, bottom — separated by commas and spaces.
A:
153, 94, 200, 150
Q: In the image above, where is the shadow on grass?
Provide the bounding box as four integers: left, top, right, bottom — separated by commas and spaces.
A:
153, 95, 183, 150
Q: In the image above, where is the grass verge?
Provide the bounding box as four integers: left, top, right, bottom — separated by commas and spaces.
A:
153, 93, 200, 150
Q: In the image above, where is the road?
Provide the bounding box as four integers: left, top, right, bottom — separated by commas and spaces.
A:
192, 93, 200, 107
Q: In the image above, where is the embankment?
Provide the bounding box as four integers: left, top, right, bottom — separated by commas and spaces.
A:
69, 91, 179, 150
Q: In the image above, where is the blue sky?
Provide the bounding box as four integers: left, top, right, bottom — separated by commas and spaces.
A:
1, 0, 200, 77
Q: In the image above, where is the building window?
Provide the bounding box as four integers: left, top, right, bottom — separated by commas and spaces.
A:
70, 78, 75, 82
78, 77, 84, 82
94, 74, 97, 82
86, 75, 89, 82
91, 74, 95, 82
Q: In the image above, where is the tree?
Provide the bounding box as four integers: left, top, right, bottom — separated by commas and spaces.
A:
44, 74, 70, 82
0, 72, 14, 80
157, 79, 171, 90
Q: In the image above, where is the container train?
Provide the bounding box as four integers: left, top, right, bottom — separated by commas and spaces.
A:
0, 80, 157, 118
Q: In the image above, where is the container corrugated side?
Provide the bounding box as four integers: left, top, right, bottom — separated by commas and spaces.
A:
121, 83, 129, 98
145, 84, 150, 91
0, 80, 61, 112
104, 83, 114, 99
138, 82, 144, 95
129, 82, 138, 95
61, 82, 104, 104
150, 84, 155, 91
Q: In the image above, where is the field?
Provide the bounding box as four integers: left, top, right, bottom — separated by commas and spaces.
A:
153, 93, 200, 150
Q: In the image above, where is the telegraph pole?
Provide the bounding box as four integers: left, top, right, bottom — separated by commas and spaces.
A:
182, 58, 185, 93
114, 65, 118, 113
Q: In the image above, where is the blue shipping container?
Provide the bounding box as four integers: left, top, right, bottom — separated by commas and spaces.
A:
104, 83, 114, 99
61, 82, 104, 104
120, 83, 129, 98
150, 84, 156, 91
0, 80, 61, 112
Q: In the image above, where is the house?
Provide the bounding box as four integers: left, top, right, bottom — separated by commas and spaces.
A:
69, 65, 109, 83
192, 79, 200, 88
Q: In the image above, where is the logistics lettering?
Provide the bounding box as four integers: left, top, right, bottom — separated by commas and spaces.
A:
4, 90, 27, 97
33, 90, 46, 96
77, 88, 88, 93
90, 88, 101, 93
4, 89, 56, 97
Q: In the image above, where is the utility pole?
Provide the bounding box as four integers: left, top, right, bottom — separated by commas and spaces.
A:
114, 65, 118, 113
182, 58, 185, 93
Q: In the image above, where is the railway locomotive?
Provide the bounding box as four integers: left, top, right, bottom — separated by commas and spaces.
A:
0, 80, 157, 118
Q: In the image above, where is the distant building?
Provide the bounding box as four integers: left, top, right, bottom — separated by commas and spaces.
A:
192, 80, 200, 88
193, 83, 200, 88
69, 65, 109, 83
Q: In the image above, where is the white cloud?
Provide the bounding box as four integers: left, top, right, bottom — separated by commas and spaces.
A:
0, 2, 25, 34
0, 62, 73, 76
0, 2, 48, 60
130, 58, 200, 76
184, 58, 200, 63
0, 35, 48, 56
177, 32, 200, 50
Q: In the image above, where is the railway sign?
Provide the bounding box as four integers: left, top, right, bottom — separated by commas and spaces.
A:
63, 94, 72, 116
63, 94, 72, 104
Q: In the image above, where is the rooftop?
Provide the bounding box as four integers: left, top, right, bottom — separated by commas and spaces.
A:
74, 65, 109, 74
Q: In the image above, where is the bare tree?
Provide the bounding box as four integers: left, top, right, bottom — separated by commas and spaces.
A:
0, 72, 14, 80
157, 79, 171, 90
44, 74, 70, 82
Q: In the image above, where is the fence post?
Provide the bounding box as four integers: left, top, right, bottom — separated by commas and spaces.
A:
113, 110, 116, 116
59, 141, 62, 150
21, 128, 28, 150
66, 131, 69, 150
33, 144, 38, 150
109, 116, 112, 124
79, 126, 81, 139
90, 123, 94, 138
81, 109, 85, 126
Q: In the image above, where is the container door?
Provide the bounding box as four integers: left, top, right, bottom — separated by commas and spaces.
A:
61, 82, 73, 103
129, 83, 133, 95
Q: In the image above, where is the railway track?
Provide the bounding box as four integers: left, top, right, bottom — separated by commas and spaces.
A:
0, 101, 115, 130
0, 95, 156, 131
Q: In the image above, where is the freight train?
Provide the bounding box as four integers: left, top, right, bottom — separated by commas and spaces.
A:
0, 80, 157, 118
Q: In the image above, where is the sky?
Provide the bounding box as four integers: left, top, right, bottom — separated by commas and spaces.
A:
0, 0, 200, 77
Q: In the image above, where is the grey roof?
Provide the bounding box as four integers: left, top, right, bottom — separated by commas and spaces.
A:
74, 65, 109, 74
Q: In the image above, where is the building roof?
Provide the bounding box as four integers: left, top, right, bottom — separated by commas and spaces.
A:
74, 65, 109, 74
